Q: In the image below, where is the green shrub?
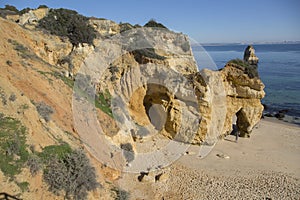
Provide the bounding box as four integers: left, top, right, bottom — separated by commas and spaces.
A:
38, 5, 48, 9
74, 74, 113, 117
43, 149, 99, 199
132, 48, 166, 62
17, 181, 29, 192
0, 114, 29, 178
19, 7, 31, 15
38, 8, 96, 46
227, 59, 259, 79
120, 22, 134, 33
95, 89, 112, 117
38, 143, 72, 162
228, 59, 249, 67
3, 5, 18, 12
144, 19, 168, 29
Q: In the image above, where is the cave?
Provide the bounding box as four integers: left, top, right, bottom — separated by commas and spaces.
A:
143, 83, 169, 131
233, 108, 251, 138
128, 83, 181, 139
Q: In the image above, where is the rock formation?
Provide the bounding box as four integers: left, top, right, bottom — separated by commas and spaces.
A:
92, 31, 265, 146
0, 8, 266, 198
244, 45, 259, 65
2, 8, 265, 145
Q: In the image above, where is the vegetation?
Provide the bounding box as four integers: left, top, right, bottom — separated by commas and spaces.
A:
0, 112, 99, 198
38, 143, 72, 162
8, 39, 40, 62
119, 22, 134, 33
111, 187, 131, 200
74, 74, 113, 117
132, 48, 166, 62
0, 113, 29, 178
43, 149, 99, 199
26, 155, 41, 175
95, 89, 113, 117
19, 104, 29, 110
8, 39, 30, 59
227, 59, 259, 78
17, 181, 29, 192
38, 8, 96, 46
9, 93, 16, 102
144, 19, 168, 29
120, 143, 134, 163
34, 101, 54, 122
0, 87, 7, 105
19, 7, 31, 15
228, 58, 250, 67
38, 5, 48, 9
2, 5, 19, 13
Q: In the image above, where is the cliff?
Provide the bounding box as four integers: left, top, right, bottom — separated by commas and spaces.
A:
0, 7, 265, 199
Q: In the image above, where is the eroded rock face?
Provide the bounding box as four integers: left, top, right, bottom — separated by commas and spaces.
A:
92, 28, 265, 146
244, 45, 259, 65
89, 18, 120, 36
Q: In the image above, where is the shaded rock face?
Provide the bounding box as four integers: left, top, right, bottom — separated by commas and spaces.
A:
244, 45, 259, 65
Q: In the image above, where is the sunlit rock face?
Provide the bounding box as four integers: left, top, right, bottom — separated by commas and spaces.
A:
92, 28, 265, 146
4, 7, 264, 145
244, 45, 259, 65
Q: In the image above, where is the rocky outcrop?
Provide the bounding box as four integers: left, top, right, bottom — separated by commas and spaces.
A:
89, 18, 120, 36
0, 11, 266, 198
6, 8, 49, 26
86, 28, 265, 148
244, 45, 259, 65
4, 10, 264, 145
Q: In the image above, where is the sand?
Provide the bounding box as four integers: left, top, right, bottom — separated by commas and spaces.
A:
118, 118, 300, 199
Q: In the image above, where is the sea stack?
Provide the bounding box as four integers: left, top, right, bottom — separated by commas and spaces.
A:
244, 45, 259, 65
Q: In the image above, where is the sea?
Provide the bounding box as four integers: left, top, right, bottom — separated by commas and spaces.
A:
192, 43, 300, 119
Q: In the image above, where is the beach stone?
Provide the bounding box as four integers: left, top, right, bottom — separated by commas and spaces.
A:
275, 112, 285, 119
216, 153, 230, 159
155, 172, 169, 182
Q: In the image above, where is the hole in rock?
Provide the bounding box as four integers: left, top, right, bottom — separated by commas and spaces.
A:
143, 84, 170, 131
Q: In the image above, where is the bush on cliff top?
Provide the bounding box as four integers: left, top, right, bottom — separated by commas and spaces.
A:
227, 59, 259, 79
38, 8, 96, 46
144, 19, 168, 29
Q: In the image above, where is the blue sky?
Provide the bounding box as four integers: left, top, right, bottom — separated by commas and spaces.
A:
1, 0, 299, 43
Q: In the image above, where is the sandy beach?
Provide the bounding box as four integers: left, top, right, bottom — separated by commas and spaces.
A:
118, 118, 300, 199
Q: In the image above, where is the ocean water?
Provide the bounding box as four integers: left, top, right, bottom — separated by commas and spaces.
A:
192, 44, 300, 118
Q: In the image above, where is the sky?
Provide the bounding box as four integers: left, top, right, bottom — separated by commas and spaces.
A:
1, 0, 299, 43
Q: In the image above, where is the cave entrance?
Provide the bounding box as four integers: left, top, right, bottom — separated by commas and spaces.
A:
231, 113, 239, 141
143, 84, 170, 131
232, 108, 251, 139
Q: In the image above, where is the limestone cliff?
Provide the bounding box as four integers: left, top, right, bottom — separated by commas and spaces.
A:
0, 7, 265, 199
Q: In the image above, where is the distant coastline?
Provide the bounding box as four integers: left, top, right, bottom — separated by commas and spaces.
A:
195, 41, 300, 47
